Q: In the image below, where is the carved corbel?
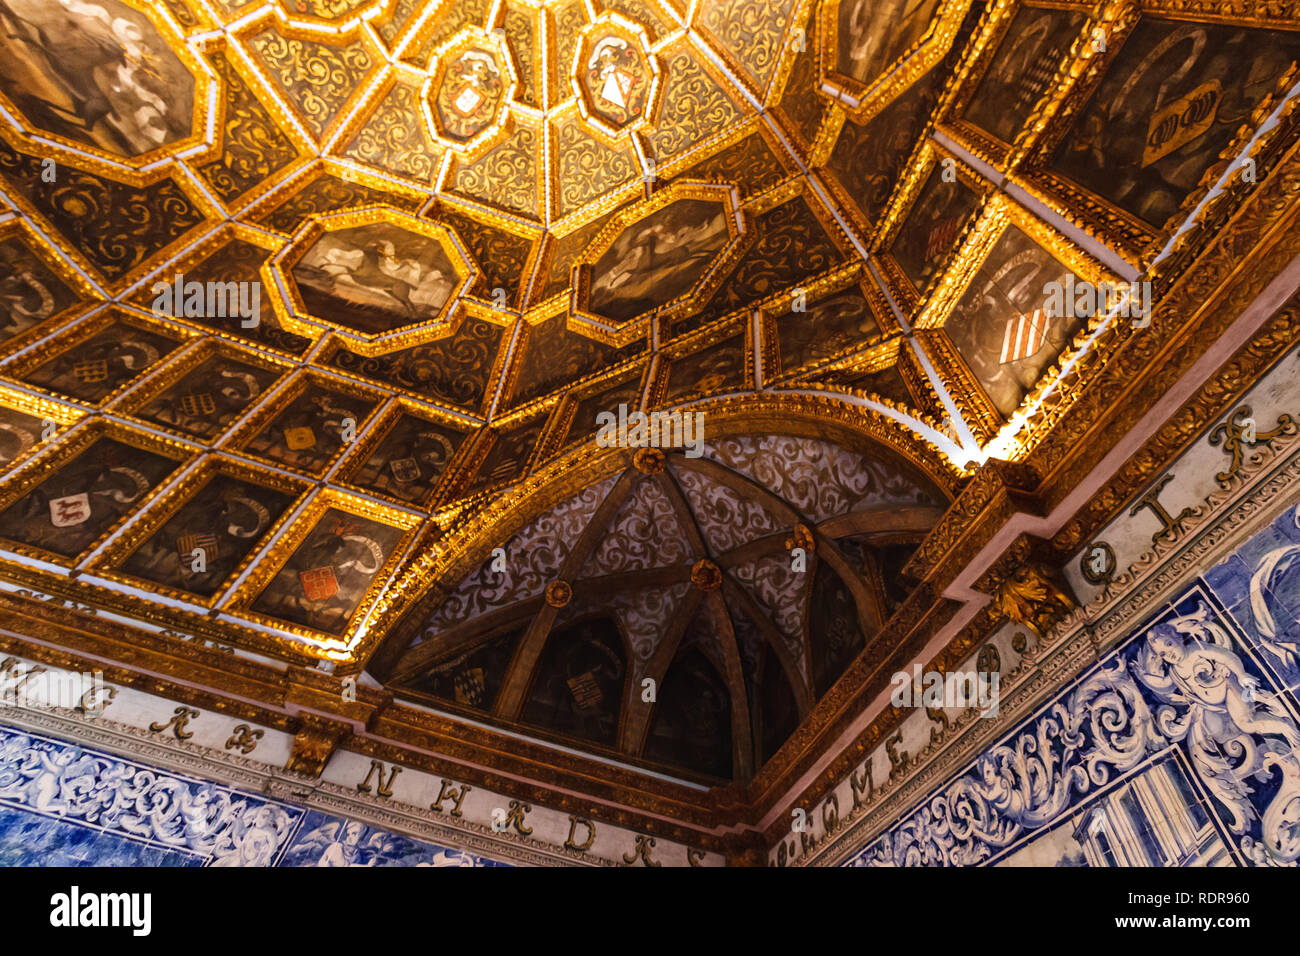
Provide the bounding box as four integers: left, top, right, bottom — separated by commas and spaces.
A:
285, 713, 350, 778
992, 562, 1076, 636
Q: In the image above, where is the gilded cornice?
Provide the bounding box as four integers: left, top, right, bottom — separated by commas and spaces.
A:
751, 118, 1300, 847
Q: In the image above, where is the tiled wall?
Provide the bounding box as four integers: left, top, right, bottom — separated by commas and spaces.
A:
0, 726, 507, 867
846, 503, 1300, 867
4, 506, 1296, 868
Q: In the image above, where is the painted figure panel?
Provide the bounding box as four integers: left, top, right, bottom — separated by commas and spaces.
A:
293, 224, 459, 334
588, 199, 729, 323
836, 0, 943, 89
117, 473, 296, 597
250, 507, 405, 634
0, 0, 195, 156
0, 437, 179, 557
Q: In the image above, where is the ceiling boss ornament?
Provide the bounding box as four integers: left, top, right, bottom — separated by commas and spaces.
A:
422, 29, 518, 157
572, 14, 661, 143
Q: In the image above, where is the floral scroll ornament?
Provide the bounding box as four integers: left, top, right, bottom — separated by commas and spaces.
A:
0, 728, 297, 865
1133, 606, 1300, 865
855, 601, 1300, 867
1245, 508, 1300, 672
1207, 405, 1297, 487
993, 563, 1075, 634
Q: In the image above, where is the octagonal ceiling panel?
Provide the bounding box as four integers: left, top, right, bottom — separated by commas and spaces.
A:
271, 209, 478, 354
573, 183, 745, 340
0, 0, 209, 172
572, 15, 661, 139
423, 29, 517, 154
819, 0, 973, 117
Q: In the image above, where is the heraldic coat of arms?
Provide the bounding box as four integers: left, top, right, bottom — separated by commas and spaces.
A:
586, 36, 648, 128
436, 49, 505, 141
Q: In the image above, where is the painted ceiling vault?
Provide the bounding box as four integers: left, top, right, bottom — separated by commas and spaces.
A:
0, 0, 1298, 845
377, 430, 949, 783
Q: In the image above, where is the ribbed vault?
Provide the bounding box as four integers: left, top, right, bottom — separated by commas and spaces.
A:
375, 428, 948, 782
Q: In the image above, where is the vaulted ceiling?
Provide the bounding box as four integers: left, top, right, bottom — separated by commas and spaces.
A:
0, 0, 1297, 831
375, 429, 949, 783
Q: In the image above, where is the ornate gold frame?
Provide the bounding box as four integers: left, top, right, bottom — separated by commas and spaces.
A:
230, 9, 391, 151
0, 0, 222, 183
421, 27, 522, 161
84, 453, 313, 610
266, 0, 397, 35
1, 307, 199, 411
111, 337, 295, 440
872, 140, 991, 317
223, 367, 390, 473
227, 486, 422, 654
0, 388, 87, 480
569, 13, 664, 148
1003, 0, 1300, 266
569, 179, 750, 347
0, 219, 102, 349
645, 312, 754, 408
334, 396, 479, 509
0, 416, 195, 570
759, 271, 892, 384
265, 205, 480, 355
933, 0, 1097, 174
817, 0, 976, 122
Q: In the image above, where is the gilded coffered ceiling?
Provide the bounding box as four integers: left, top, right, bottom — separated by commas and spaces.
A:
0, 0, 1297, 793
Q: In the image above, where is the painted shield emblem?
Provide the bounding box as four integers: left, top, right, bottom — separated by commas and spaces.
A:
453, 666, 486, 706
586, 36, 648, 127
389, 457, 421, 483
180, 392, 216, 417
177, 532, 220, 565
1000, 309, 1051, 365
49, 493, 91, 528
566, 670, 603, 714
436, 49, 505, 141
924, 214, 966, 263
1143, 80, 1221, 168
72, 359, 109, 384
299, 566, 339, 601
284, 426, 316, 450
